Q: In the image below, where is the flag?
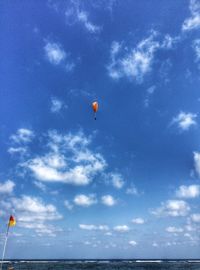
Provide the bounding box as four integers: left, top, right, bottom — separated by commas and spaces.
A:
8, 215, 16, 227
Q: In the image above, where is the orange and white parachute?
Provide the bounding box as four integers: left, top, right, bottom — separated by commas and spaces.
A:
92, 101, 98, 120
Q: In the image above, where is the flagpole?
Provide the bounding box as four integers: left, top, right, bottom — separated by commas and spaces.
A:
0, 223, 10, 270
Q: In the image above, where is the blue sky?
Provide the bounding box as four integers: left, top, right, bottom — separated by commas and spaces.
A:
1, 0, 200, 259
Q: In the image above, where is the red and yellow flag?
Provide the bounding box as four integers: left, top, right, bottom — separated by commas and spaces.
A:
8, 215, 16, 227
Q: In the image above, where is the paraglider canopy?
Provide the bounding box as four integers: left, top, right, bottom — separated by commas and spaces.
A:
92, 101, 98, 120
92, 101, 98, 112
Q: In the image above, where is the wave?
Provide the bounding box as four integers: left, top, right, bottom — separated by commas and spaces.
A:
136, 260, 163, 263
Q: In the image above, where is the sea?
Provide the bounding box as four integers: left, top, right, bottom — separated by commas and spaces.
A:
1, 260, 200, 270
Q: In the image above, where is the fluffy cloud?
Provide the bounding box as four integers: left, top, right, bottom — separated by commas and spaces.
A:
129, 240, 137, 246
114, 225, 129, 232
44, 42, 66, 65
193, 39, 200, 61
22, 130, 106, 185
152, 200, 190, 217
152, 242, 158, 247
51, 97, 65, 113
110, 173, 124, 189
108, 32, 176, 83
13, 196, 62, 221
10, 128, 34, 144
0, 180, 15, 194
21, 222, 61, 237
161, 34, 178, 49
166, 226, 184, 233
44, 41, 75, 71
105, 232, 112, 236
132, 218, 145, 224
171, 112, 197, 131
182, 0, 200, 31
0, 195, 62, 236
8, 147, 27, 155
65, 6, 101, 34
126, 185, 139, 195
101, 195, 116, 206
33, 181, 47, 192
193, 152, 200, 178
185, 223, 197, 232
64, 200, 73, 210
76, 10, 101, 33
144, 85, 156, 108
190, 213, 200, 222
79, 224, 96, 230
74, 194, 97, 207
8, 128, 34, 156
176, 185, 200, 198
79, 224, 109, 231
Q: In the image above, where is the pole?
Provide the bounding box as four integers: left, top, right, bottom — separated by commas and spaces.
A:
0, 223, 9, 270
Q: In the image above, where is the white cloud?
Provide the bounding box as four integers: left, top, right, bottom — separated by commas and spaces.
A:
8, 147, 27, 155
0, 180, 15, 194
161, 34, 178, 49
0, 195, 62, 236
98, 225, 109, 231
171, 112, 197, 131
190, 213, 200, 222
193, 152, 200, 178
176, 185, 200, 198
79, 224, 96, 230
8, 129, 33, 155
74, 194, 97, 207
152, 200, 190, 217
79, 224, 109, 231
193, 39, 200, 61
110, 173, 124, 189
77, 10, 101, 33
13, 196, 61, 219
166, 226, 184, 233
105, 231, 112, 236
51, 97, 64, 113
23, 130, 106, 185
33, 181, 47, 192
65, 62, 75, 72
183, 232, 198, 243
152, 242, 158, 247
101, 195, 116, 206
10, 128, 34, 144
65, 7, 101, 34
184, 232, 192, 238
108, 34, 159, 82
44, 42, 66, 65
147, 85, 156, 95
64, 200, 73, 210
113, 225, 129, 232
84, 241, 91, 245
126, 185, 139, 195
144, 85, 156, 108
192, 39, 200, 75
44, 41, 75, 71
185, 223, 197, 232
110, 41, 121, 56
132, 218, 145, 224
129, 240, 137, 246
22, 222, 61, 237
108, 32, 175, 83
182, 0, 200, 31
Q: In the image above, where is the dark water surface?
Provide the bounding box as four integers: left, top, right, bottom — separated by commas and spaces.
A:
2, 260, 200, 270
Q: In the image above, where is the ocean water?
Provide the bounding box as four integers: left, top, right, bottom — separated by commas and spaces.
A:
2, 260, 200, 270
